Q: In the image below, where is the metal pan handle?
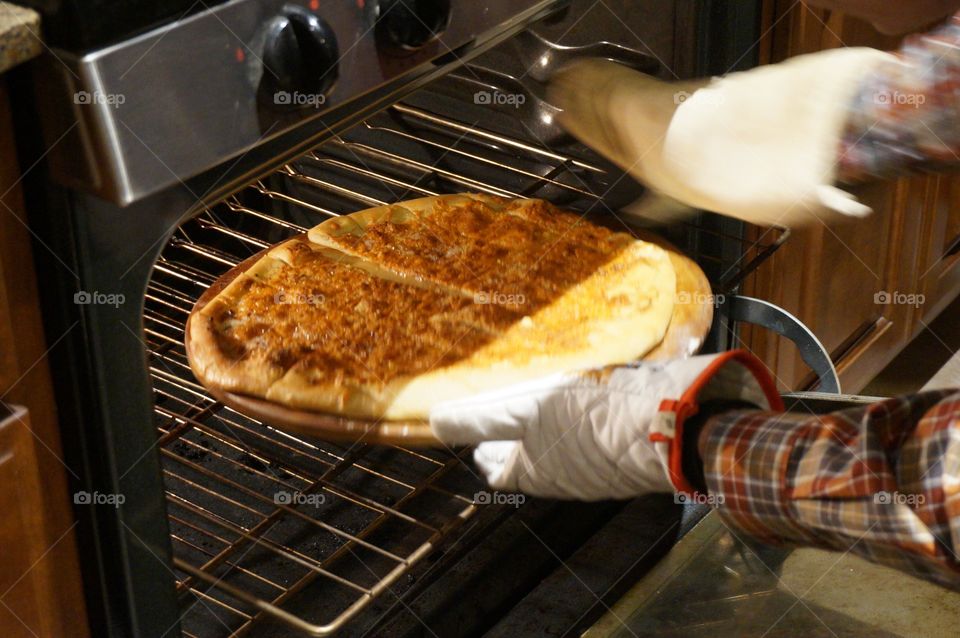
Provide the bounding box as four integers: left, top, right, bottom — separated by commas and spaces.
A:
723, 295, 841, 395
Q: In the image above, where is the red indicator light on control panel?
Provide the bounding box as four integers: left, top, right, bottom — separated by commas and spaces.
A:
309, 0, 319, 9
235, 47, 246, 62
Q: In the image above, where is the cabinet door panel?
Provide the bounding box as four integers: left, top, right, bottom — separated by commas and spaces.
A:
809, 183, 894, 352
919, 177, 960, 324
0, 408, 56, 637
0, 80, 88, 637
742, 180, 908, 391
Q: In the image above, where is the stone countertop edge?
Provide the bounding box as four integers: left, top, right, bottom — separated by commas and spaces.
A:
0, 2, 41, 75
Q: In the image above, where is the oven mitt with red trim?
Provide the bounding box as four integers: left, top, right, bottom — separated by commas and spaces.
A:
547, 49, 892, 228
429, 351, 783, 501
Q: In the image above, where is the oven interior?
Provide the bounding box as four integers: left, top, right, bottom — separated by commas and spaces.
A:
145, 43, 786, 638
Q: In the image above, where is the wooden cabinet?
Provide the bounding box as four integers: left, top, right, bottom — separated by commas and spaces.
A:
918, 176, 960, 321
0, 80, 88, 636
0, 407, 81, 638
742, 2, 960, 393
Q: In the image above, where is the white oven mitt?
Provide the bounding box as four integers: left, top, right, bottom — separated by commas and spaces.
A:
429, 351, 783, 501
548, 49, 893, 228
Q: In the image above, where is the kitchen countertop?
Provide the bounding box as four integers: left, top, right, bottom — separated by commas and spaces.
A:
0, 2, 40, 74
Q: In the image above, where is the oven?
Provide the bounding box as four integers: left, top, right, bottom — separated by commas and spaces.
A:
12, 1, 843, 636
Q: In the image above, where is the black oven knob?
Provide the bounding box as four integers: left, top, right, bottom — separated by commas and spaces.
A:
261, 6, 338, 103
375, 0, 451, 53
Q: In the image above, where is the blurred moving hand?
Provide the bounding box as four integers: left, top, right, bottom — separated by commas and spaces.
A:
548, 49, 891, 228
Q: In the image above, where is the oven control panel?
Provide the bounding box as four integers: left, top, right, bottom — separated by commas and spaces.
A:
38, 0, 567, 205
259, 5, 340, 101
373, 0, 452, 51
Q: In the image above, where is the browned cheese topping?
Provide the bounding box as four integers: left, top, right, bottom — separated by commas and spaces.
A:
213, 197, 634, 387
213, 247, 524, 385
328, 198, 632, 308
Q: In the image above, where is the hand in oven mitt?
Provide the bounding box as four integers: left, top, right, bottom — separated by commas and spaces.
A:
429, 351, 783, 501
547, 48, 892, 228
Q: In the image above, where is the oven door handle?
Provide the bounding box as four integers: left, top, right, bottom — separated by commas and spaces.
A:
723, 295, 841, 395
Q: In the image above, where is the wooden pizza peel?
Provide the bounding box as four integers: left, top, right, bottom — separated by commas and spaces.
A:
185, 232, 713, 446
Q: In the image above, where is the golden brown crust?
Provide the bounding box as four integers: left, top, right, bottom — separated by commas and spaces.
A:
187, 195, 679, 420
187, 274, 291, 396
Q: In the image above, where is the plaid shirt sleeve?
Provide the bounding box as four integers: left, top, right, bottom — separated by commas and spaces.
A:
699, 390, 960, 589
838, 12, 960, 183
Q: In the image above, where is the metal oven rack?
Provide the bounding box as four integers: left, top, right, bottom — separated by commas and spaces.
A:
144, 100, 788, 636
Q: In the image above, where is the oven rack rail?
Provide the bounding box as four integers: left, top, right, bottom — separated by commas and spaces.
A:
148, 325, 479, 637
147, 100, 789, 637
150, 225, 484, 633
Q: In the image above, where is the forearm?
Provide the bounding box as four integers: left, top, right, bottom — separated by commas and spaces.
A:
838, 12, 960, 182
698, 390, 960, 589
